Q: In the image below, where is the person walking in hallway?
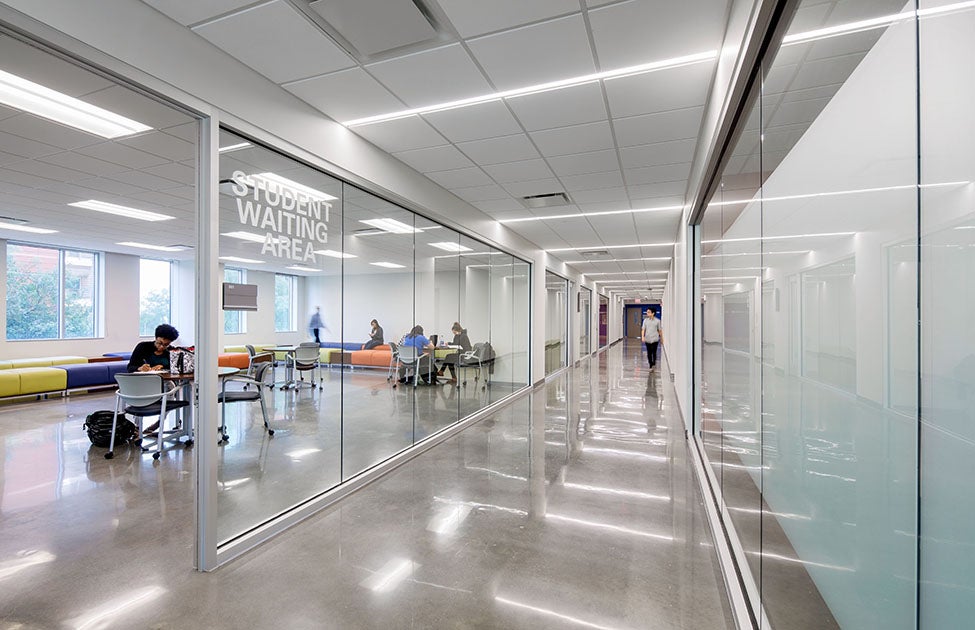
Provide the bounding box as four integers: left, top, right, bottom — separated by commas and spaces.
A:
642, 309, 662, 369
308, 306, 324, 344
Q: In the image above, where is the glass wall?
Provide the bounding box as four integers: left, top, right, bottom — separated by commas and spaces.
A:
696, 1, 975, 627
544, 271, 568, 375
215, 129, 532, 548
579, 287, 592, 357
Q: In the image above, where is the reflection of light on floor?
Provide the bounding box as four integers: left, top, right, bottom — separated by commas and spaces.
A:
285, 448, 321, 460
219, 477, 251, 488
426, 503, 473, 535
433, 496, 528, 517
563, 482, 669, 502
495, 595, 625, 630
583, 447, 667, 462
0, 549, 56, 580
464, 466, 528, 482
727, 506, 812, 521
67, 585, 167, 629
748, 550, 854, 573
360, 557, 417, 594
546, 513, 673, 541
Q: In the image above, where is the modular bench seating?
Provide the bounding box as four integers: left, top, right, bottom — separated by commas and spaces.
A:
0, 356, 129, 399
224, 343, 394, 370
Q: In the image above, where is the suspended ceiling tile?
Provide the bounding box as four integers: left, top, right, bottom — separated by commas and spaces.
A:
788, 53, 866, 93
624, 162, 691, 186
352, 116, 447, 153
284, 68, 404, 122
71, 177, 143, 197
467, 15, 595, 91
449, 183, 511, 202
530, 121, 615, 157
569, 186, 630, 204
106, 169, 183, 191
142, 0, 255, 26
37, 151, 129, 177
119, 133, 196, 162
628, 180, 688, 200
367, 44, 493, 108
472, 198, 525, 213
74, 143, 170, 169
82, 85, 194, 130
612, 106, 704, 147
422, 101, 523, 143
193, 1, 355, 83
143, 162, 197, 186
630, 195, 684, 210
560, 170, 624, 191
128, 190, 194, 208
0, 115, 101, 151
456, 134, 540, 165
482, 158, 554, 184
437, 0, 579, 38
0, 129, 61, 159
620, 138, 698, 169
547, 149, 620, 177
4, 159, 90, 184
392, 145, 473, 173
0, 167, 59, 189
309, 0, 437, 56
425, 166, 493, 188
501, 178, 564, 197
604, 61, 714, 118
507, 82, 607, 131
0, 36, 115, 97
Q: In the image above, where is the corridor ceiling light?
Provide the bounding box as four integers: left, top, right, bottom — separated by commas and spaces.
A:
222, 230, 275, 244
0, 220, 57, 234
287, 265, 319, 272
547, 242, 674, 253
709, 181, 968, 209
585, 271, 669, 275
360, 218, 420, 234
117, 242, 187, 252
370, 261, 406, 268
500, 203, 684, 224
702, 250, 807, 257
566, 256, 671, 264
344, 50, 717, 127
244, 172, 338, 202
429, 241, 473, 252
702, 232, 854, 244
314, 249, 357, 258
0, 69, 151, 138
698, 275, 759, 280
495, 596, 619, 630
218, 142, 252, 153
69, 200, 174, 222
219, 256, 263, 263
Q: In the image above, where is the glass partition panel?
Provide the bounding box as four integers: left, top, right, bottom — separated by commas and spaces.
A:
341, 186, 415, 478
544, 271, 568, 375
579, 287, 592, 358
216, 130, 343, 543
457, 237, 493, 416
512, 258, 531, 388
488, 250, 514, 403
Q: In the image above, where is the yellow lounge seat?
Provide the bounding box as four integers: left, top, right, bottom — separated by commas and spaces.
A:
17, 367, 67, 395
0, 371, 19, 396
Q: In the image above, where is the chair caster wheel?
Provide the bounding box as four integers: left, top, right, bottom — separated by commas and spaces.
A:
184, 440, 194, 448
152, 452, 161, 460
267, 429, 275, 437
104, 452, 114, 460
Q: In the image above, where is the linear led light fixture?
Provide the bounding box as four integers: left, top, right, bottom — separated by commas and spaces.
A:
565, 256, 672, 264
499, 203, 684, 224
360, 218, 420, 234
314, 249, 356, 258
702, 231, 854, 245
370, 261, 406, 268
222, 230, 275, 244
287, 265, 319, 272
0, 69, 151, 138
547, 241, 675, 253
218, 142, 252, 153
709, 181, 968, 210
344, 50, 717, 127
585, 271, 669, 276
219, 256, 264, 264
0, 220, 57, 234
702, 250, 807, 257
69, 200, 174, 222
117, 241, 187, 252
429, 241, 473, 252
699, 275, 760, 280
244, 172, 338, 202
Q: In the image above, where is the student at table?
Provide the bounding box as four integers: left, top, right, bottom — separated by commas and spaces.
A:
438, 322, 472, 383
127, 324, 180, 373
398, 325, 438, 385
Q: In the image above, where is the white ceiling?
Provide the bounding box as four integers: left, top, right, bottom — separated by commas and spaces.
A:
0, 0, 911, 299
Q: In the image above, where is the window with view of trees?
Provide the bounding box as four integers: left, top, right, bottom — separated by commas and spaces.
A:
275, 274, 296, 332
224, 267, 245, 334
139, 259, 172, 337
6, 244, 97, 340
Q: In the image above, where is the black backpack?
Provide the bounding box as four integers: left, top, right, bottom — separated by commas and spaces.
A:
84, 410, 138, 448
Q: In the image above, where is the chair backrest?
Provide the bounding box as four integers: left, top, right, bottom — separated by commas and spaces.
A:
252, 361, 272, 385
398, 345, 419, 364
298, 341, 319, 348
115, 373, 164, 403
250, 351, 273, 365
245, 344, 256, 357
294, 345, 320, 364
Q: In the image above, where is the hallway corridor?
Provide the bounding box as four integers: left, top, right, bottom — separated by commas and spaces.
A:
0, 340, 733, 629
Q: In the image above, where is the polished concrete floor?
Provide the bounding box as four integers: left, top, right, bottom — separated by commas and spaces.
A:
0, 340, 733, 629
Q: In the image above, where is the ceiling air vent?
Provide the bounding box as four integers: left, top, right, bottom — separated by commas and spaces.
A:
578, 249, 611, 260
521, 192, 570, 208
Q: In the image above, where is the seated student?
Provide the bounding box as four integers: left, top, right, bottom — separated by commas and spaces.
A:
438, 322, 472, 383
364, 319, 384, 350
398, 325, 438, 385
127, 324, 180, 373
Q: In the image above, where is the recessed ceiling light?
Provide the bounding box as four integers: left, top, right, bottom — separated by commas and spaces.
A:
222, 231, 275, 244
547, 242, 675, 253
314, 249, 357, 258
70, 200, 174, 222
500, 204, 684, 224
370, 261, 406, 269
360, 218, 420, 234
287, 265, 319, 272
429, 242, 473, 252
245, 172, 338, 202
219, 256, 264, 264
565, 256, 672, 264
219, 142, 252, 153
117, 241, 187, 252
702, 232, 854, 244
0, 221, 57, 234
0, 69, 152, 138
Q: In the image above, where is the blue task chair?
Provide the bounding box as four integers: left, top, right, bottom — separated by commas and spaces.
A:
218, 361, 274, 444
107, 373, 189, 460
289, 342, 323, 391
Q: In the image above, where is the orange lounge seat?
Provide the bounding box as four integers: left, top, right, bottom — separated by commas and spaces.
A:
349, 349, 392, 368
218, 353, 250, 369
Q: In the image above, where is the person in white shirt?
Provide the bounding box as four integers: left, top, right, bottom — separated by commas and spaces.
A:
641, 309, 663, 369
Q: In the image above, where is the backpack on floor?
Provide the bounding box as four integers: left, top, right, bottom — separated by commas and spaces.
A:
84, 410, 138, 448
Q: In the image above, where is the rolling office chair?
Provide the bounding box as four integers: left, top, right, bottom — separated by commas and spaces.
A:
243, 350, 272, 390
107, 373, 189, 460
386, 341, 400, 382
217, 361, 274, 443
290, 342, 323, 390
395, 345, 420, 388
458, 343, 492, 390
